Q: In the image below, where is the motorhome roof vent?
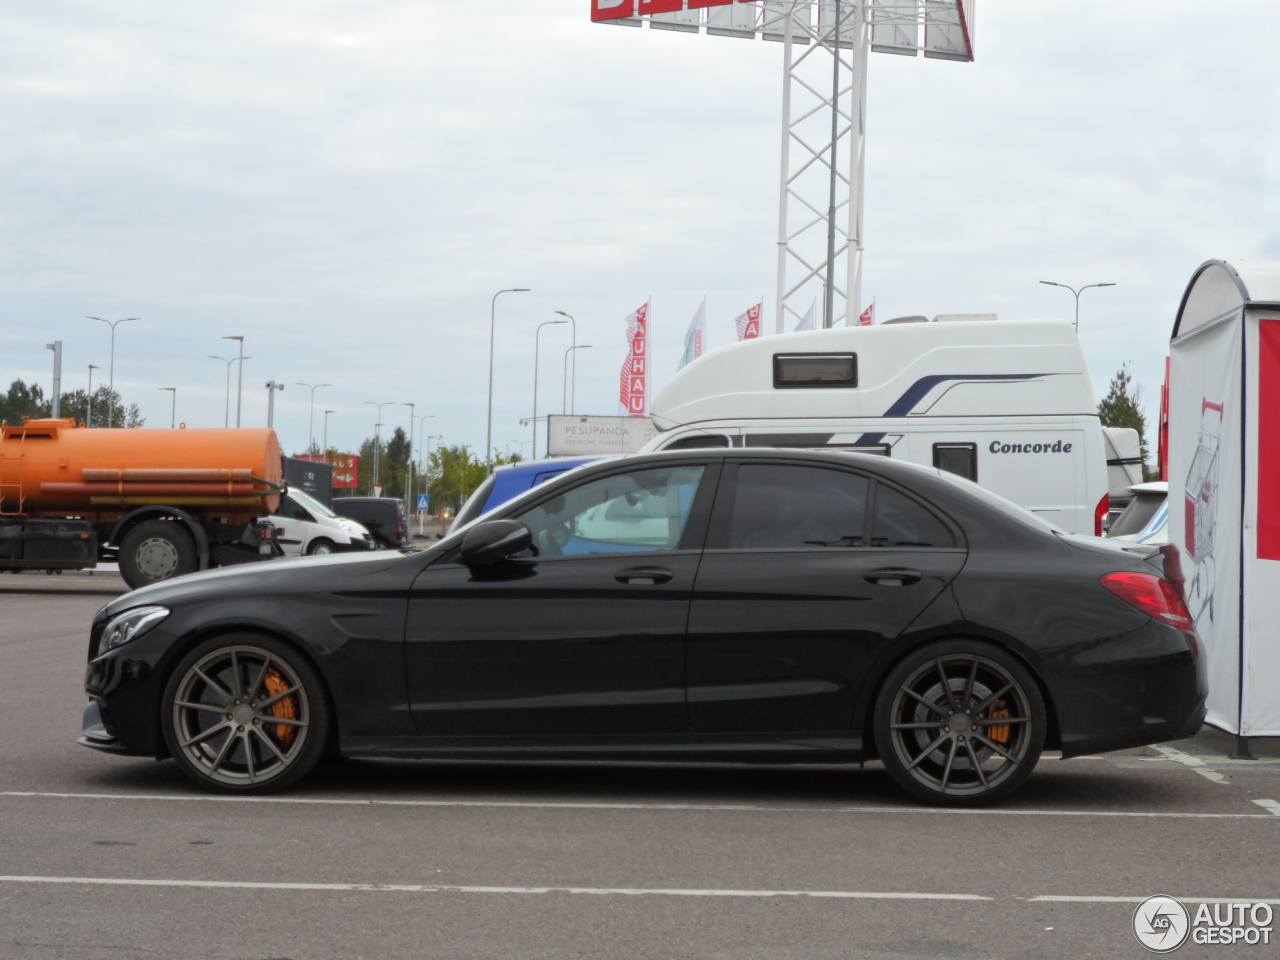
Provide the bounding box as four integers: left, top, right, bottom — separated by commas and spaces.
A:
881, 315, 928, 325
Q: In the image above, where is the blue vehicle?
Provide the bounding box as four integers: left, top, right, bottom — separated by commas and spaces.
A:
452, 457, 603, 529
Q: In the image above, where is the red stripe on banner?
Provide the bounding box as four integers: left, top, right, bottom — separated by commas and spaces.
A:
1259, 319, 1280, 560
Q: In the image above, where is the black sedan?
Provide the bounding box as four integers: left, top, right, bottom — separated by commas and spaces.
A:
81, 449, 1206, 805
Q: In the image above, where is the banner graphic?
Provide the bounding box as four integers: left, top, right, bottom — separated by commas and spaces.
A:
619, 300, 650, 417
858, 302, 875, 326
794, 300, 816, 332
735, 302, 762, 341
1259, 319, 1280, 560
678, 298, 706, 371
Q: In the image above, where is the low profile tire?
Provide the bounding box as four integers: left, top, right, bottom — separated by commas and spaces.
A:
161, 633, 330, 794
874, 640, 1046, 806
118, 520, 198, 589
306, 538, 335, 556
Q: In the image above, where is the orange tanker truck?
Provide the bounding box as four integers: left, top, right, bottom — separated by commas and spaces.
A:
1, 417, 304, 588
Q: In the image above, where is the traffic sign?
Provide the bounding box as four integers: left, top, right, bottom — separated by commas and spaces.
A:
416, 494, 430, 512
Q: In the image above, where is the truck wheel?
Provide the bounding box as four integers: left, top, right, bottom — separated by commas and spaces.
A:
118, 520, 198, 589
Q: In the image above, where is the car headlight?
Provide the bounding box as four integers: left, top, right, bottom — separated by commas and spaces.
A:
100, 606, 170, 654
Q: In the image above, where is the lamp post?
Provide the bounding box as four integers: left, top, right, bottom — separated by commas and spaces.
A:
563, 345, 592, 415
296, 382, 330, 453
532, 320, 568, 459
46, 341, 63, 418
365, 401, 394, 491
486, 287, 531, 476
222, 336, 246, 427
323, 410, 335, 457
87, 317, 138, 428
1038, 281, 1116, 333
553, 311, 578, 414
158, 387, 176, 428
406, 409, 436, 515
87, 365, 99, 427
209, 355, 250, 427
265, 381, 285, 430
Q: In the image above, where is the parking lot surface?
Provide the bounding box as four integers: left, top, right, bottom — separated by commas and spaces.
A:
2, 572, 1278, 959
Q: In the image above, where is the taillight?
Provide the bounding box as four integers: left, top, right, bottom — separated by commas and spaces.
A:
1099, 572, 1195, 630
1094, 492, 1110, 537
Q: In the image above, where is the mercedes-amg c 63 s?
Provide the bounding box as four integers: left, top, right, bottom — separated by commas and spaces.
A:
81, 449, 1206, 805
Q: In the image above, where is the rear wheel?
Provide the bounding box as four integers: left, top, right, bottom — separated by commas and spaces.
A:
161, 633, 330, 793
874, 640, 1046, 806
118, 520, 197, 589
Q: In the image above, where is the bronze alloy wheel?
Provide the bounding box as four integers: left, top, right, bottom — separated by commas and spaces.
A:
876, 642, 1046, 805
167, 642, 319, 790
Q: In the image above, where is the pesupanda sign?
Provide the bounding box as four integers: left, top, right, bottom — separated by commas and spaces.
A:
547, 415, 658, 456
988, 439, 1074, 455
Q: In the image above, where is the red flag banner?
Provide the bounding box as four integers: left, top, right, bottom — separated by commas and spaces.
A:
591, 0, 636, 21
735, 302, 762, 341
858, 302, 875, 326
619, 301, 650, 417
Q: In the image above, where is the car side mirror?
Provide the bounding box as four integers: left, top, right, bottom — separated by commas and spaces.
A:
459, 520, 532, 565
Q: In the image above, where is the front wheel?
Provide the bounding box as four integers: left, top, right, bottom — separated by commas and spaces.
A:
306, 538, 335, 556
874, 640, 1046, 806
161, 634, 330, 793
118, 519, 198, 589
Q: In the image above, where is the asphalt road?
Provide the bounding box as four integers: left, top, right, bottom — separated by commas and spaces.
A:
2, 571, 1279, 960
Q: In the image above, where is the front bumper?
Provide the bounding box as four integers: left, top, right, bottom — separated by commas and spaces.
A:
77, 700, 137, 754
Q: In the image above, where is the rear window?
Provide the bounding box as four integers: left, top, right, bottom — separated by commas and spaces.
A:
1108, 491, 1166, 538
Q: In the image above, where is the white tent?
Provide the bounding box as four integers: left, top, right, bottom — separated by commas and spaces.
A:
1169, 260, 1280, 749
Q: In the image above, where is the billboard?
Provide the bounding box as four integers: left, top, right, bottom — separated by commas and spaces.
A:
297, 453, 360, 489
548, 415, 659, 456
282, 457, 334, 507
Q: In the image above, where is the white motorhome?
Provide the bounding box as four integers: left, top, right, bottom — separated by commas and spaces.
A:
642, 318, 1112, 535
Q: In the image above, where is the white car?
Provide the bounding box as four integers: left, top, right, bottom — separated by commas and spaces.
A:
1106, 480, 1168, 545
269, 488, 374, 556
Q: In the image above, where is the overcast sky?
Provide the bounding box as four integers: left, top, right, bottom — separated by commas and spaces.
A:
2, 1, 1277, 458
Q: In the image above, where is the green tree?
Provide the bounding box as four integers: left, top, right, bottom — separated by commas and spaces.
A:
60, 387, 145, 428
1097, 364, 1152, 480
356, 435, 388, 496
424, 446, 520, 515
0, 380, 51, 424
384, 427, 410, 500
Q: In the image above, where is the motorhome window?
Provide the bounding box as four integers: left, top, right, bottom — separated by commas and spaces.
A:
726, 465, 868, 549
669, 435, 729, 449
933, 443, 977, 482
773, 354, 857, 388
870, 485, 954, 548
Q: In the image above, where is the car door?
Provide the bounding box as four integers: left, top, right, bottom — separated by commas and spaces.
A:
404, 461, 719, 738
686, 461, 967, 734
270, 494, 314, 557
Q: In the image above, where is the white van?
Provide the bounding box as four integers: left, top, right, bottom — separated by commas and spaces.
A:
270, 488, 374, 556
642, 318, 1112, 535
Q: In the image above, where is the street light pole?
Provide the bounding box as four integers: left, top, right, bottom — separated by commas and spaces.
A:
533, 320, 568, 459
222, 337, 246, 427
406, 409, 437, 515
553, 311, 578, 414
209, 356, 250, 427
87, 317, 138, 428
87, 365, 99, 427
296, 382, 330, 453
365, 401, 394, 492
323, 410, 335, 457
158, 387, 176, 428
487, 287, 530, 476
563, 345, 593, 416
265, 381, 285, 430
1039, 281, 1117, 332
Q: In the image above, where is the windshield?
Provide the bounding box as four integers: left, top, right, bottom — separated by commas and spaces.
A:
286, 487, 337, 519
453, 475, 496, 529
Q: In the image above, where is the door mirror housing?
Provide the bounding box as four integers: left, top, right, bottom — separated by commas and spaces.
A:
459, 520, 532, 565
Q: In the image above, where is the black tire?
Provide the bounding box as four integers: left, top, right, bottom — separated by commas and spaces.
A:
873, 639, 1046, 806
306, 538, 336, 556
161, 632, 331, 794
118, 520, 197, 589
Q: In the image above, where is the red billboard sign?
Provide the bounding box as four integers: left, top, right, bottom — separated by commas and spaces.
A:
297, 453, 360, 489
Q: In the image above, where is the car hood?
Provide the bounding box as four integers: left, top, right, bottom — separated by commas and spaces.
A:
104, 550, 407, 615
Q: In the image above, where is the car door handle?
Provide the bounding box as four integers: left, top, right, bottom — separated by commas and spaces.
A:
864, 568, 923, 587
615, 566, 674, 585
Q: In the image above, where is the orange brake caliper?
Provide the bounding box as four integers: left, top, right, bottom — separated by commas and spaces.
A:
987, 700, 1011, 745
263, 668, 298, 747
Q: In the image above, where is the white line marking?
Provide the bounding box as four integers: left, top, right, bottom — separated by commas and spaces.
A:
1252, 799, 1280, 816
0, 876, 990, 900
1152, 745, 1230, 783
1, 791, 1275, 820
1030, 896, 1280, 905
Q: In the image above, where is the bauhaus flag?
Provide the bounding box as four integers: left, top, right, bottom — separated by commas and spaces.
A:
735, 302, 762, 341
858, 302, 875, 326
619, 300, 650, 417
677, 298, 706, 371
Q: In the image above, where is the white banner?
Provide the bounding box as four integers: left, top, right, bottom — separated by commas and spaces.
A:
547, 415, 658, 456
678, 298, 706, 371
1170, 312, 1243, 732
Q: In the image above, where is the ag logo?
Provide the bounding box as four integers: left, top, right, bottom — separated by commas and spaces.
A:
1133, 895, 1190, 953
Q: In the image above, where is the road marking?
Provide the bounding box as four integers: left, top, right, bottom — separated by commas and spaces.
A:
0, 876, 990, 900
1152, 744, 1230, 783
0, 791, 1275, 820
1030, 895, 1280, 905
1252, 799, 1280, 816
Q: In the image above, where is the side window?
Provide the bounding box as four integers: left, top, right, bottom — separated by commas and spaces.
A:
933, 443, 977, 482
515, 465, 705, 557
871, 484, 954, 548
727, 465, 868, 549
275, 495, 313, 522
668, 435, 729, 450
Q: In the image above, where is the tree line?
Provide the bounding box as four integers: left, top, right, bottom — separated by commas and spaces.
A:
1, 379, 144, 428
